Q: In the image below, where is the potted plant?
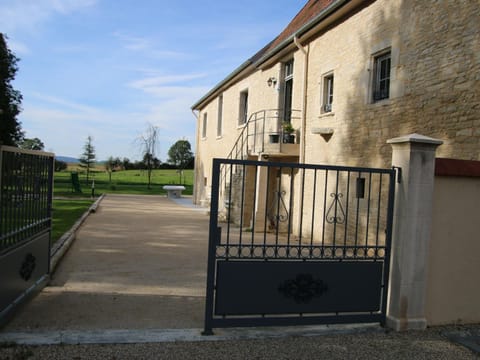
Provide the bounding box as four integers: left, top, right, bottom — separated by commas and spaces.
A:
282, 122, 296, 144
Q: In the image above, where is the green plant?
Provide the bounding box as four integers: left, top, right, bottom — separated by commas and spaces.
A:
282, 121, 295, 134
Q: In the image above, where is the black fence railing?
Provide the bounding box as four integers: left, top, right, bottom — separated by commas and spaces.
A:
204, 158, 396, 334
0, 146, 54, 254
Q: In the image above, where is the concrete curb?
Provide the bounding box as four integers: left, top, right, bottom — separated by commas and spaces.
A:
50, 194, 105, 273
0, 324, 382, 345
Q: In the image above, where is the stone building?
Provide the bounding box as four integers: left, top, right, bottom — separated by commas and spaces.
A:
192, 0, 479, 214
193, 0, 480, 329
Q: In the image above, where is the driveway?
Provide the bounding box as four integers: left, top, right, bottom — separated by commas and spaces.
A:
2, 194, 210, 331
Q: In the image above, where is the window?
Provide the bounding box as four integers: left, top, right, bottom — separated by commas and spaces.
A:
239, 90, 248, 125
217, 95, 223, 137
372, 52, 391, 102
202, 113, 207, 138
322, 74, 334, 112
282, 60, 294, 122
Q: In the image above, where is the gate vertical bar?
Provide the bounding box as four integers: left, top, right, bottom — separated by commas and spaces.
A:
380, 170, 396, 326
47, 154, 54, 273
0, 148, 3, 243
203, 159, 221, 335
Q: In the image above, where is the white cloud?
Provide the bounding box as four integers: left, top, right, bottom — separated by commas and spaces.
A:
129, 73, 207, 89
19, 89, 204, 161
0, 0, 97, 34
112, 32, 151, 51
8, 40, 30, 55
112, 31, 190, 60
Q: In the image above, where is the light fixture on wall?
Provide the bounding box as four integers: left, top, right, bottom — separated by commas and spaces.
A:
267, 77, 277, 87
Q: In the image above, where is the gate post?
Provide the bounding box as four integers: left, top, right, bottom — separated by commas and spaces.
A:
386, 133, 442, 331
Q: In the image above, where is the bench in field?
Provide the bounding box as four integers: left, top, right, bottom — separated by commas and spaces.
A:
163, 185, 185, 198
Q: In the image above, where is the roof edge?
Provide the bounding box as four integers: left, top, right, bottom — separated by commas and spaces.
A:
191, 0, 351, 111
191, 59, 253, 110
254, 0, 350, 67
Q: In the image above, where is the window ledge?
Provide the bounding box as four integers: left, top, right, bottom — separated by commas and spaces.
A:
311, 127, 334, 135
318, 112, 335, 119
370, 98, 391, 106
216, 135, 223, 140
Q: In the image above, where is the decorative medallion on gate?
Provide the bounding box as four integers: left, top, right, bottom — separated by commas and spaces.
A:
19, 253, 36, 281
278, 273, 328, 303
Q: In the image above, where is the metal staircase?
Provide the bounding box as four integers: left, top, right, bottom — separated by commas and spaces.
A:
218, 109, 300, 221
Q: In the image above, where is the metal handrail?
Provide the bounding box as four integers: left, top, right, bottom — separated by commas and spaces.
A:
219, 109, 301, 198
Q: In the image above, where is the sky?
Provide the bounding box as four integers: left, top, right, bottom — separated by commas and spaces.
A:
0, 0, 306, 162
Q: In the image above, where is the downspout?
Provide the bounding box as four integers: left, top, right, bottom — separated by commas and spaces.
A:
293, 35, 309, 236
191, 109, 200, 204
293, 35, 308, 164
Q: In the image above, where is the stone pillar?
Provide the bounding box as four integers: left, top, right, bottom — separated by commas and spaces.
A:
252, 157, 269, 231
386, 133, 443, 331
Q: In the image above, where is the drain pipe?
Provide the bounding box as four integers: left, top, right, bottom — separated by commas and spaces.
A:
293, 35, 308, 164
294, 35, 309, 235
191, 109, 200, 204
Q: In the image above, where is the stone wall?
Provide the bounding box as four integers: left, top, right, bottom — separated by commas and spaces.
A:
304, 0, 480, 169
195, 0, 479, 206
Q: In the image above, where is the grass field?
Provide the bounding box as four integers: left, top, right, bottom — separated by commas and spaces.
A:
54, 167, 194, 196
51, 199, 94, 243
51, 167, 194, 244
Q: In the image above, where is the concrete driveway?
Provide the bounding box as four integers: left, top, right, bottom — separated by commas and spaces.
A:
3, 194, 210, 331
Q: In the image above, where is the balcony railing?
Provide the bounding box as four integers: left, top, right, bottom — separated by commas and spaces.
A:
219, 109, 300, 202
225, 109, 301, 163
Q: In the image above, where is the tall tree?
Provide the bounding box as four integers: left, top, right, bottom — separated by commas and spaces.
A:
168, 139, 194, 169
0, 33, 23, 146
79, 136, 96, 184
19, 137, 45, 150
137, 123, 159, 189
105, 156, 122, 183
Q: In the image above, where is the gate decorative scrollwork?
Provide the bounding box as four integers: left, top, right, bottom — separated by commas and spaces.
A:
278, 273, 328, 303
268, 189, 289, 229
325, 192, 346, 224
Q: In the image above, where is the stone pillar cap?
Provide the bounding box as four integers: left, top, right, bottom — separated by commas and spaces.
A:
387, 133, 443, 145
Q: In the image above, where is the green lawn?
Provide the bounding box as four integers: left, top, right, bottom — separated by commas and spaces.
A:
51, 199, 94, 244
54, 169, 194, 197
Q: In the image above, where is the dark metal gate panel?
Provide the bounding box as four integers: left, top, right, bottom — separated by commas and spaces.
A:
0, 146, 54, 326
203, 158, 395, 334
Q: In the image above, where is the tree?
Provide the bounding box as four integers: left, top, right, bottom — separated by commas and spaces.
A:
0, 33, 23, 146
137, 124, 159, 189
19, 137, 44, 150
54, 159, 68, 172
105, 156, 122, 183
79, 136, 96, 184
167, 139, 194, 169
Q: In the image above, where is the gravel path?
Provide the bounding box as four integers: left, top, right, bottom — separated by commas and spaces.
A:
1, 325, 479, 359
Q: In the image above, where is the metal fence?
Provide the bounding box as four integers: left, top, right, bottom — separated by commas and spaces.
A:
0, 147, 53, 253
204, 158, 396, 334
0, 146, 54, 325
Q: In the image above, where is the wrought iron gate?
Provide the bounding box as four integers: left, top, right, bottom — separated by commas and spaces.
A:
203, 158, 395, 334
0, 146, 54, 326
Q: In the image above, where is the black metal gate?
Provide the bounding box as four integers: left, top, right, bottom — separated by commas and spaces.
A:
0, 146, 54, 326
203, 158, 395, 334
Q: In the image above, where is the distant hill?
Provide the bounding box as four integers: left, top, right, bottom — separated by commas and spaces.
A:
56, 156, 79, 163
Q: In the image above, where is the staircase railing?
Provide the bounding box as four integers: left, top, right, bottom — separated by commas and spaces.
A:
219, 109, 300, 204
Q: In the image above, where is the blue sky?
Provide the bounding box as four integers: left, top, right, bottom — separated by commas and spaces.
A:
1, 0, 305, 161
